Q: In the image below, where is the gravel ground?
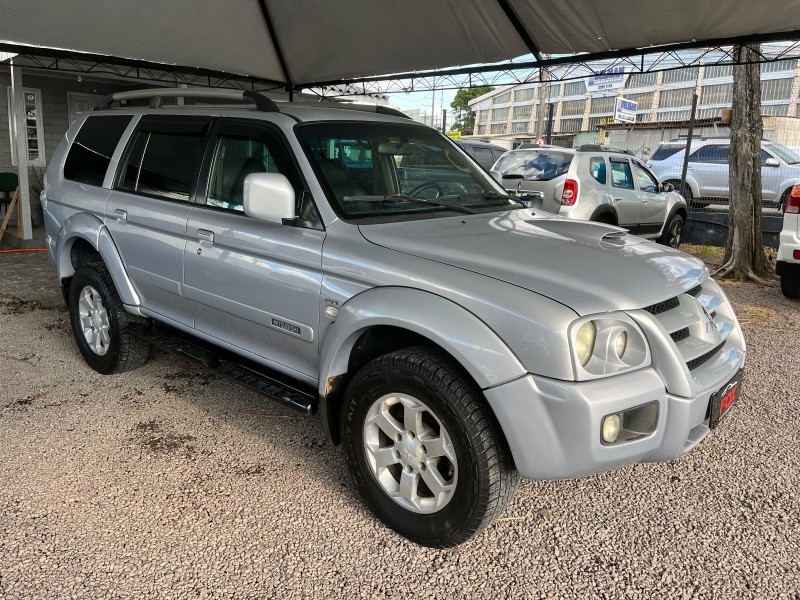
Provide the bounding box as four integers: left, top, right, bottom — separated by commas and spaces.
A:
1, 251, 799, 599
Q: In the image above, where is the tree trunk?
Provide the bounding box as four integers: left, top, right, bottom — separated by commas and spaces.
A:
715, 44, 771, 282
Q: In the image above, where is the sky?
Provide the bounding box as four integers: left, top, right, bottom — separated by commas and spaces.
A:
386, 89, 457, 117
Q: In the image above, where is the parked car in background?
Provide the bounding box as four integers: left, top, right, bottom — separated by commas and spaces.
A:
490, 145, 688, 247
454, 139, 507, 170
777, 181, 800, 298
648, 138, 800, 210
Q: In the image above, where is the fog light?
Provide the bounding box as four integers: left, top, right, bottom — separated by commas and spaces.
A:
601, 414, 622, 444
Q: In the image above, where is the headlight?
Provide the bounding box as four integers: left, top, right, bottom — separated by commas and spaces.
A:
575, 322, 596, 366
569, 313, 650, 380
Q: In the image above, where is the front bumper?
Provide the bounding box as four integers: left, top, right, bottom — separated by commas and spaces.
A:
485, 362, 744, 480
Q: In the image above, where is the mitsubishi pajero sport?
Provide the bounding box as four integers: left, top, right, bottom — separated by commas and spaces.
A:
43, 88, 746, 548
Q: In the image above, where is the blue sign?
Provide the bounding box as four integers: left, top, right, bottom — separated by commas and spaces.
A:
614, 96, 638, 124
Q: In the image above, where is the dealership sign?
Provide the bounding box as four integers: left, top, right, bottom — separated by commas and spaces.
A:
614, 97, 638, 124
586, 67, 628, 93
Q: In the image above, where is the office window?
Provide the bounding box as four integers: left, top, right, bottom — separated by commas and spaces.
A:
659, 87, 694, 108
561, 99, 586, 116
514, 87, 536, 102
625, 92, 654, 111
626, 72, 658, 88
493, 91, 512, 105
563, 81, 586, 96
512, 104, 532, 119
590, 96, 616, 114
662, 67, 699, 84
491, 107, 510, 122
700, 83, 733, 105
761, 78, 793, 101
703, 64, 733, 79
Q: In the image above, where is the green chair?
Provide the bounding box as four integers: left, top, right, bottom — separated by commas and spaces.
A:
0, 172, 18, 218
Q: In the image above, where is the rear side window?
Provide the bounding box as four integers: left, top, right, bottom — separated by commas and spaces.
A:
650, 145, 683, 162
688, 145, 729, 164
610, 160, 634, 189
589, 157, 607, 184
472, 147, 495, 168
119, 118, 209, 202
63, 115, 132, 186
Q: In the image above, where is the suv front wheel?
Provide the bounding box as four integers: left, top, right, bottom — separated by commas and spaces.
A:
341, 346, 519, 547
68, 263, 152, 374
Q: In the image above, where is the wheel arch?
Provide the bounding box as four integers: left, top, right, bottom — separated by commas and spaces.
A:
318, 287, 527, 444
55, 213, 141, 306
589, 204, 618, 225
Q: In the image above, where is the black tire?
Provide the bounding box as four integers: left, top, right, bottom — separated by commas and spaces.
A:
341, 346, 519, 548
68, 262, 152, 374
781, 276, 800, 299
659, 212, 684, 248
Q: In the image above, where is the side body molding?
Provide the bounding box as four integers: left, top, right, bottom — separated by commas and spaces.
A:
318, 286, 526, 398
55, 213, 141, 306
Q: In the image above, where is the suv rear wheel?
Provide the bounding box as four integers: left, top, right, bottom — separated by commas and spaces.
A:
341, 346, 518, 547
68, 263, 152, 374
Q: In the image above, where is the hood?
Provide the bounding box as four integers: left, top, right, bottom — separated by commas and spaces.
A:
359, 210, 706, 316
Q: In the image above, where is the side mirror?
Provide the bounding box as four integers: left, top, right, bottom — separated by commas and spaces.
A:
765, 157, 780, 167
243, 173, 296, 224
662, 182, 675, 193
489, 170, 503, 184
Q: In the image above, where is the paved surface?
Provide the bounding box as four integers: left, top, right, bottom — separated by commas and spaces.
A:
1, 251, 799, 599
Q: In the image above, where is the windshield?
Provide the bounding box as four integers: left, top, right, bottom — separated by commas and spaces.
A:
296, 122, 512, 221
766, 142, 800, 165
493, 150, 573, 180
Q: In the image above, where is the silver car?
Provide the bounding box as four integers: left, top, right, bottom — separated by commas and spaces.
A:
43, 88, 745, 548
649, 137, 800, 210
491, 145, 688, 248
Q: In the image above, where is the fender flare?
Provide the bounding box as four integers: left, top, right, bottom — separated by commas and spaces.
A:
318, 287, 526, 397
56, 213, 141, 306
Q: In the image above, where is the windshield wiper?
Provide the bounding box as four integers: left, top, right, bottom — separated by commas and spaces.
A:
343, 194, 478, 214
457, 191, 523, 207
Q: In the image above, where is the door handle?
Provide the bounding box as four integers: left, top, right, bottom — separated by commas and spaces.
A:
114, 209, 127, 222
196, 229, 215, 244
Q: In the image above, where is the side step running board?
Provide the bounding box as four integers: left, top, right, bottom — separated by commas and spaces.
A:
129, 325, 317, 414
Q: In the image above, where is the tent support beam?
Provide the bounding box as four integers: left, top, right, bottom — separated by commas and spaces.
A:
256, 0, 293, 94
495, 0, 542, 60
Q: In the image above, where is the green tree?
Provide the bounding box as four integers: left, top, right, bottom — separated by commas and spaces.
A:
450, 86, 493, 135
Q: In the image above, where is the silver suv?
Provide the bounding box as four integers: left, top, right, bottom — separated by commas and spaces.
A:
43, 88, 745, 548
648, 137, 800, 210
490, 145, 688, 248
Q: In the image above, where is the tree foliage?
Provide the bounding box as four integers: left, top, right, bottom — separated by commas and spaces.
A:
715, 44, 771, 282
450, 86, 493, 134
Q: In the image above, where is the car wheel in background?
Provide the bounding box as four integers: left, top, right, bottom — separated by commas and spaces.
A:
340, 346, 519, 548
68, 262, 152, 374
781, 275, 800, 298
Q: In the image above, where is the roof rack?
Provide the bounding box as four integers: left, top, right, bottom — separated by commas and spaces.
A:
576, 144, 632, 155
95, 87, 411, 119
97, 87, 279, 112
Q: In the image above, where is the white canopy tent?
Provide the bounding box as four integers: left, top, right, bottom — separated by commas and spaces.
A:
1, 0, 800, 88
2, 0, 800, 241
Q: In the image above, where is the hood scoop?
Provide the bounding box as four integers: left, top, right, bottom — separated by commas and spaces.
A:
524, 218, 630, 245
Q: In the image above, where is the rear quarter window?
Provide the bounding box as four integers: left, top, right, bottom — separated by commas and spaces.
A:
494, 151, 573, 181
589, 157, 607, 184
63, 115, 133, 186
650, 145, 684, 162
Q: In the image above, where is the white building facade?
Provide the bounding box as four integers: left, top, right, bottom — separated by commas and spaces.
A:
467, 49, 800, 150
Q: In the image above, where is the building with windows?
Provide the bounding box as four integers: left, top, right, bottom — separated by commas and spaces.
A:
467, 47, 800, 150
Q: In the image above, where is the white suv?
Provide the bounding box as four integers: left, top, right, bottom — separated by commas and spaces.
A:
777, 182, 800, 298
649, 138, 800, 210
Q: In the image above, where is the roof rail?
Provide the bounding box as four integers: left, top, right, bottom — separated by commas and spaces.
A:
97, 87, 279, 112
95, 87, 411, 120
576, 144, 632, 155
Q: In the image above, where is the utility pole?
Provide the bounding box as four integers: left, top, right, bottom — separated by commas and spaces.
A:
535, 58, 550, 140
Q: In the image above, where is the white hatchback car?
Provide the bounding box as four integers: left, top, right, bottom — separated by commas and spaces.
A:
777, 181, 800, 298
